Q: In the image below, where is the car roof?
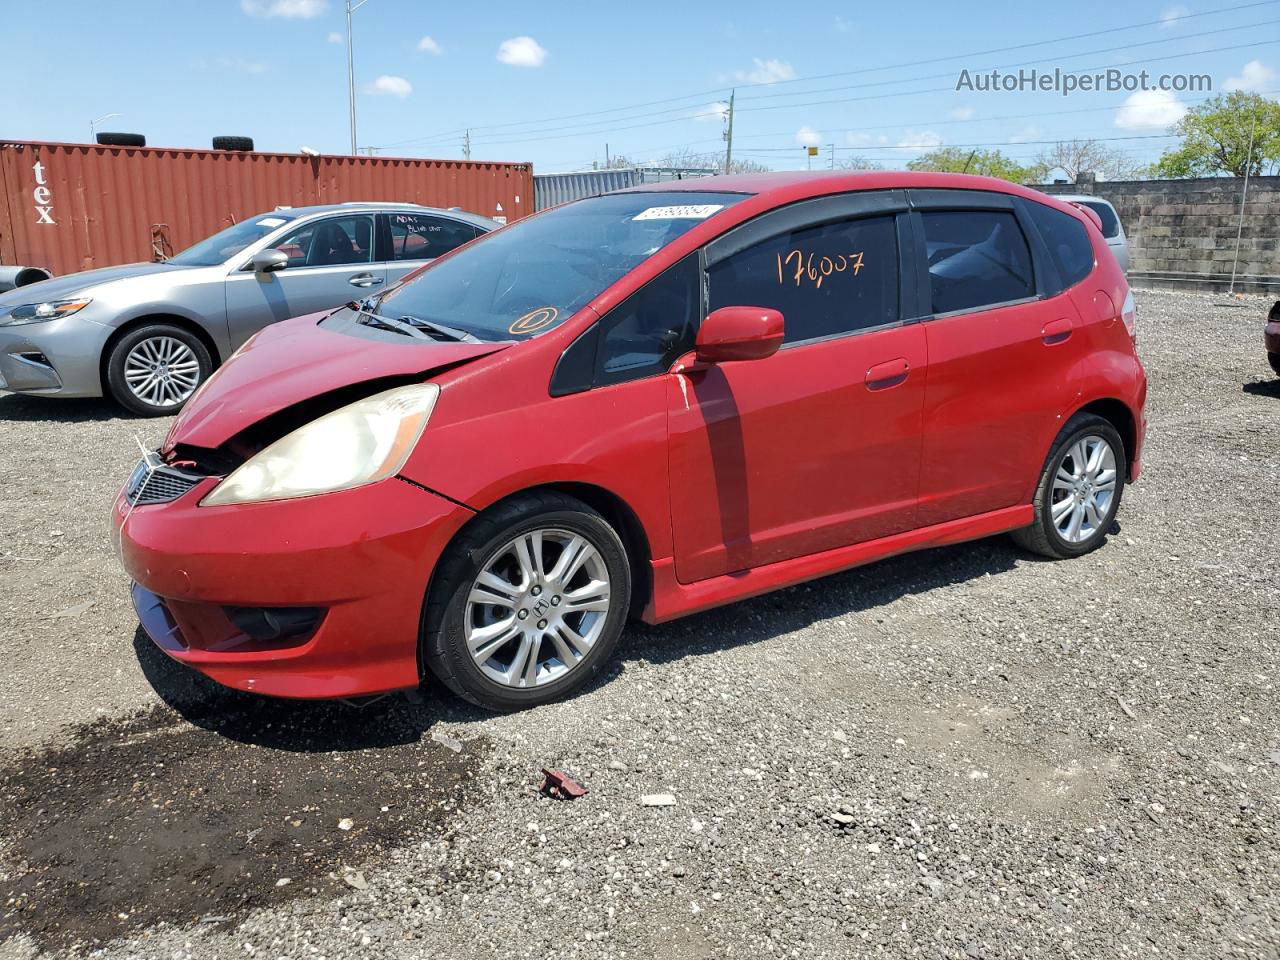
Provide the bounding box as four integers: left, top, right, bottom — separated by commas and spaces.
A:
1053, 194, 1117, 208
617, 170, 1071, 209
262, 202, 499, 230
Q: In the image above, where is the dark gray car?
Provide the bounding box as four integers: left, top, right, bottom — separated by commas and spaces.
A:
0, 202, 497, 415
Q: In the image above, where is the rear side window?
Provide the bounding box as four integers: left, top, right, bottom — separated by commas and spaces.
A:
386, 213, 479, 261
1079, 201, 1120, 239
1027, 202, 1095, 289
920, 210, 1034, 315
707, 215, 899, 344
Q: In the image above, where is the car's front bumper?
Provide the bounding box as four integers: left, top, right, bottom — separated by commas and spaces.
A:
0, 315, 111, 397
113, 474, 474, 699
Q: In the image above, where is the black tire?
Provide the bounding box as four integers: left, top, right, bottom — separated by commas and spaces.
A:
105, 324, 213, 417
212, 136, 254, 152
422, 492, 631, 712
1269, 352, 1280, 378
96, 132, 145, 147
1012, 413, 1127, 559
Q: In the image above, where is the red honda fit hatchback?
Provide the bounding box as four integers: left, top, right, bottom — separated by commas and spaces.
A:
114, 172, 1146, 711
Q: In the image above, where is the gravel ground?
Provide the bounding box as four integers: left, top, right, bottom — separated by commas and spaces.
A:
1, 287, 1277, 960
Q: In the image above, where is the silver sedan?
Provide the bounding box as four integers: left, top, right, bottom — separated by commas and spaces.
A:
0, 202, 497, 415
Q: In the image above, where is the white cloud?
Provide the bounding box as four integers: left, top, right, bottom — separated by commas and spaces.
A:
497, 36, 548, 67
1225, 59, 1277, 93
1159, 5, 1190, 28
241, 0, 327, 19
694, 101, 730, 122
949, 106, 975, 121
795, 125, 823, 147
1010, 125, 1043, 143
367, 75, 412, 98
733, 58, 796, 85
327, 31, 343, 44
834, 15, 854, 33
893, 130, 944, 153
1115, 89, 1187, 129
418, 35, 442, 55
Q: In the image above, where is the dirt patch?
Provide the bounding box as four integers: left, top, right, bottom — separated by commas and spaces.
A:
0, 696, 485, 951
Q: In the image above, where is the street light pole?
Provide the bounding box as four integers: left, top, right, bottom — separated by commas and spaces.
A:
90, 112, 120, 142
346, 0, 371, 156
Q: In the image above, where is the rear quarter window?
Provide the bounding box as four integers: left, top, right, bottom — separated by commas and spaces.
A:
1027, 202, 1095, 289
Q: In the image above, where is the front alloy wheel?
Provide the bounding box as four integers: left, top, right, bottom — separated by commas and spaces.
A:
106, 323, 213, 416
465, 529, 612, 688
423, 492, 631, 711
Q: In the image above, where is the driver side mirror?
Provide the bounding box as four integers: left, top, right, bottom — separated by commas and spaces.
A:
250, 249, 289, 274
694, 306, 785, 364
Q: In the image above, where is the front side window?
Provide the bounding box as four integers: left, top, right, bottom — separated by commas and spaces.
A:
270, 215, 375, 268
921, 210, 1034, 315
595, 255, 700, 386
370, 192, 745, 343
387, 213, 479, 261
707, 215, 899, 344
1026, 202, 1095, 290
169, 213, 298, 267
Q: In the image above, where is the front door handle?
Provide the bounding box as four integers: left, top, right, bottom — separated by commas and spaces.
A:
349, 273, 384, 288
1041, 317, 1073, 345
865, 358, 910, 391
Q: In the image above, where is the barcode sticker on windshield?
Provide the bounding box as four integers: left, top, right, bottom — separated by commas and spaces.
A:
256, 217, 287, 228
632, 204, 724, 221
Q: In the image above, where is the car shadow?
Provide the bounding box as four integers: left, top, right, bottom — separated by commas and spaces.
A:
132, 627, 489, 753
0, 391, 128, 423
1242, 378, 1280, 398
133, 534, 1030, 746
620, 533, 1025, 668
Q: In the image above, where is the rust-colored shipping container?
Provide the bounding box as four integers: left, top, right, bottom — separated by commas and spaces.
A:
0, 141, 532, 278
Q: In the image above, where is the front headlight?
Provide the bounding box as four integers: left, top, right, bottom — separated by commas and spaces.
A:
0, 297, 92, 326
201, 384, 440, 506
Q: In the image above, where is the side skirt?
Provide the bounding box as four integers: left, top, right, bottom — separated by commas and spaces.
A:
641, 505, 1032, 624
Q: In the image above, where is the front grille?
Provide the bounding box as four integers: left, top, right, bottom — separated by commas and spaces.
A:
125, 461, 204, 505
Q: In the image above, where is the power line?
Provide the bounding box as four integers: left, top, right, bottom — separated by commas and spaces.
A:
370, 0, 1279, 149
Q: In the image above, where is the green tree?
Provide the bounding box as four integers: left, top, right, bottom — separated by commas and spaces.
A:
906, 147, 1045, 182
1154, 91, 1280, 178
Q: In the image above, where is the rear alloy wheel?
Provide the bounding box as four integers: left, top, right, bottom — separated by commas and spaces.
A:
423, 492, 631, 711
106, 324, 212, 416
1013, 413, 1126, 559
1269, 351, 1280, 377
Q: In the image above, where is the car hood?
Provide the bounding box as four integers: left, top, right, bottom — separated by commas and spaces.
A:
164, 312, 512, 451
0, 262, 188, 306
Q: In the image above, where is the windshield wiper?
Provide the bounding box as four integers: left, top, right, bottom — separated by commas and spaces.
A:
347, 300, 430, 340
397, 315, 482, 343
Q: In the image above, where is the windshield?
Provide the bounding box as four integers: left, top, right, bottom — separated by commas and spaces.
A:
168, 213, 299, 267
369, 191, 746, 341
1080, 201, 1121, 239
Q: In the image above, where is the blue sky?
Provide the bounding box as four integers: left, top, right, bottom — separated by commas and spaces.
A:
6, 0, 1278, 174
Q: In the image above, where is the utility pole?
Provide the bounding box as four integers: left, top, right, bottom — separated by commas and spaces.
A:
463, 130, 471, 161
723, 90, 736, 175
346, 0, 372, 156
1228, 115, 1258, 296
90, 112, 120, 142
829, 143, 835, 170
605, 143, 610, 168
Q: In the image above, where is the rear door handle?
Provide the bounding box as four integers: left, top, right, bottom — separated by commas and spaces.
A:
1041, 317, 1073, 345
865, 358, 910, 391
349, 273, 384, 288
